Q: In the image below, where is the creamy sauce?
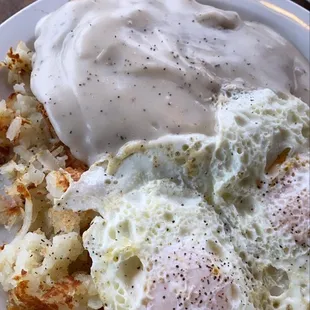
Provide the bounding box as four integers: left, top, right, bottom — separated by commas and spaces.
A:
31, 0, 309, 165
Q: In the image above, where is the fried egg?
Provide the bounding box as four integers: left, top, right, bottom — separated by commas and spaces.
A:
83, 180, 256, 309
56, 89, 309, 310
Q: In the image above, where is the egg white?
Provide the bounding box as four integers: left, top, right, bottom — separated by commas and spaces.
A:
57, 89, 309, 310
83, 179, 257, 309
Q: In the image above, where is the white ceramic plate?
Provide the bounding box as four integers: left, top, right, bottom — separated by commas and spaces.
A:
0, 0, 308, 307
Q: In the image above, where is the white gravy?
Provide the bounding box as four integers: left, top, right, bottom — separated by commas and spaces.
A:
31, 0, 309, 165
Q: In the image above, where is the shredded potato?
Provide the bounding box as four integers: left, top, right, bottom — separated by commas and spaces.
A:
0, 43, 100, 309
0, 194, 23, 229
0, 42, 33, 85
48, 209, 80, 234
0, 232, 102, 309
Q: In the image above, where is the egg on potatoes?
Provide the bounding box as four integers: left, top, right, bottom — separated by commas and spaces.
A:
56, 89, 309, 310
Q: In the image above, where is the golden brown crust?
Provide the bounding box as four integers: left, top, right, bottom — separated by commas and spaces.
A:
0, 194, 24, 227
8, 280, 58, 310
7, 276, 83, 310
1, 47, 31, 76
65, 147, 88, 171
49, 209, 98, 235
56, 172, 70, 193
64, 167, 85, 182
49, 209, 80, 234
1, 44, 96, 310
16, 183, 31, 199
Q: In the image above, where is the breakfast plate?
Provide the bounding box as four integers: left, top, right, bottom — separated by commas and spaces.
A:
0, 0, 308, 103
0, 0, 309, 309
